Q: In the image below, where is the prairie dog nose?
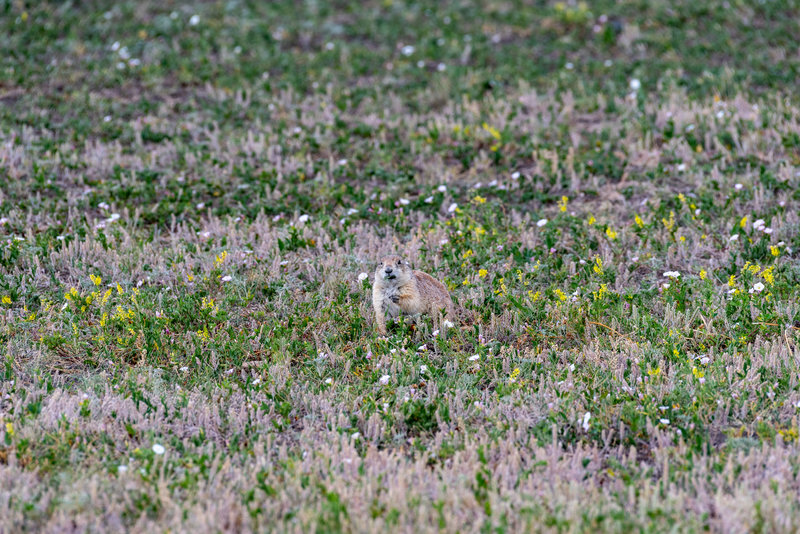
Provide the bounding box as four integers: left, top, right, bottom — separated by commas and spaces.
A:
385, 267, 393, 274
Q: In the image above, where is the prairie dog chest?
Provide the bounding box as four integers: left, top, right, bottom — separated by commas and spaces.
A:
379, 285, 403, 316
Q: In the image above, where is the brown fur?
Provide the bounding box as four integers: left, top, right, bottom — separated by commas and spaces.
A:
372, 255, 454, 335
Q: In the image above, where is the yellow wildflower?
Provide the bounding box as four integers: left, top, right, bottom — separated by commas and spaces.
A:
197, 326, 211, 342
662, 211, 675, 231
634, 215, 644, 228
1, 296, 10, 305
593, 256, 604, 276
699, 269, 707, 280
592, 284, 608, 301
761, 266, 775, 285
496, 277, 507, 295
478, 269, 488, 278
771, 246, 780, 257
481, 122, 501, 141
90, 274, 102, 287
605, 227, 617, 240
558, 196, 568, 212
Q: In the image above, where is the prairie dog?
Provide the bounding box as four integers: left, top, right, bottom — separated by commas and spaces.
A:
372, 255, 454, 335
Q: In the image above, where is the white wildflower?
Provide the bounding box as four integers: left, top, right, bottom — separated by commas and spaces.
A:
152, 444, 165, 455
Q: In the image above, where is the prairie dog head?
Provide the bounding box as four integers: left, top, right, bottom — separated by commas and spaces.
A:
375, 255, 412, 284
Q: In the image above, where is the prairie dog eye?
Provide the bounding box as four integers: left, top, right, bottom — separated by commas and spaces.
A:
397, 260, 402, 265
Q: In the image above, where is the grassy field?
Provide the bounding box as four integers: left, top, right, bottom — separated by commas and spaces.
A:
2, 0, 800, 531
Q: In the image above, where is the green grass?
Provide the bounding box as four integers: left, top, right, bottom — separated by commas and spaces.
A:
2, 0, 800, 531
